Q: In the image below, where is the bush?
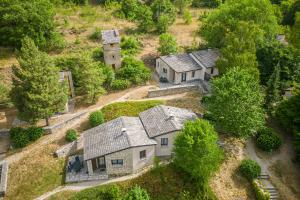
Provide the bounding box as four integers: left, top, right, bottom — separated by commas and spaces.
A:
92, 48, 104, 61
71, 184, 120, 200
89, 28, 102, 41
26, 126, 44, 142
252, 179, 271, 200
89, 111, 105, 127
10, 127, 30, 148
239, 159, 261, 180
192, 0, 222, 8
116, 57, 151, 85
110, 79, 131, 90
66, 129, 78, 142
183, 10, 192, 25
124, 186, 150, 200
256, 128, 282, 152
121, 36, 141, 56
45, 32, 66, 52
158, 33, 178, 56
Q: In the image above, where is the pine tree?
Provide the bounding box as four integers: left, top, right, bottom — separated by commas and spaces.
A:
266, 65, 281, 110
11, 37, 67, 125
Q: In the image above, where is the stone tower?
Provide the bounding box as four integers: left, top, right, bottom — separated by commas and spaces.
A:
102, 29, 121, 70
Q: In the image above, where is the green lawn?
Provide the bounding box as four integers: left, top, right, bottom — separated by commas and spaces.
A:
101, 100, 164, 121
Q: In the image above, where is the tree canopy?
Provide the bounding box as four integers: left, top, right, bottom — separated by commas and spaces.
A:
173, 119, 223, 186
158, 33, 179, 55
124, 186, 150, 200
11, 37, 67, 125
0, 0, 55, 48
200, 0, 279, 48
205, 67, 265, 138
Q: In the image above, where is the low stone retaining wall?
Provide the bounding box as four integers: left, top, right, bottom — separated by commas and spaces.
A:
148, 85, 202, 98
55, 136, 84, 158
0, 161, 8, 198
44, 111, 87, 134
0, 130, 9, 138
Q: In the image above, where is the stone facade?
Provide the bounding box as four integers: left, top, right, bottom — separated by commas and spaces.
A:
0, 161, 8, 198
153, 132, 177, 157
102, 30, 122, 70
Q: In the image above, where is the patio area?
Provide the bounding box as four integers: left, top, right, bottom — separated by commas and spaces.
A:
65, 155, 108, 183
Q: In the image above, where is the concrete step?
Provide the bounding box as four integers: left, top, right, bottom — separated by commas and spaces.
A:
258, 174, 270, 179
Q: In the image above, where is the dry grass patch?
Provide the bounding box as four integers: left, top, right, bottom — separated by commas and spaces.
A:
47, 190, 75, 200
166, 92, 204, 114
5, 142, 65, 200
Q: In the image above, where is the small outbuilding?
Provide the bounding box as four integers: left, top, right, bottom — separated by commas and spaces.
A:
102, 29, 122, 70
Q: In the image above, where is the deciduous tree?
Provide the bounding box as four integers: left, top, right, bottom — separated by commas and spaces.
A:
158, 33, 179, 55
205, 67, 265, 138
174, 119, 223, 187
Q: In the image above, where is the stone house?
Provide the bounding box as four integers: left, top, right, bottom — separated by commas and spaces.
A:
102, 29, 122, 70
83, 105, 196, 177
156, 49, 220, 84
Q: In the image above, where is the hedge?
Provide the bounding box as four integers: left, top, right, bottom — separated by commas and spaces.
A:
66, 129, 78, 142
256, 128, 282, 152
10, 126, 44, 148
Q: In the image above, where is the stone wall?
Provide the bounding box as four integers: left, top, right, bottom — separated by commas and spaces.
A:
148, 85, 202, 98
55, 135, 84, 158
105, 148, 133, 176
0, 130, 9, 138
0, 161, 8, 198
44, 111, 87, 134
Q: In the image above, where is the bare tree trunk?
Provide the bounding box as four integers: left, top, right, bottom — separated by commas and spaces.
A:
46, 118, 50, 126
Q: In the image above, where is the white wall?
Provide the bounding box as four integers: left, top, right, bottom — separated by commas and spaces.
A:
153, 132, 178, 157
206, 67, 219, 77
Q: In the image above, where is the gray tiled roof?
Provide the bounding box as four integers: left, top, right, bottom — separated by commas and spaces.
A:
83, 117, 157, 160
101, 29, 120, 45
139, 105, 197, 138
160, 53, 202, 72
191, 49, 220, 69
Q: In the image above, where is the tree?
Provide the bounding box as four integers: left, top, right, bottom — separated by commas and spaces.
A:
266, 65, 281, 110
0, 0, 55, 48
290, 12, 300, 49
78, 62, 105, 104
124, 186, 150, 200
158, 33, 179, 55
205, 67, 265, 138
174, 0, 192, 14
192, 0, 222, 8
0, 75, 10, 108
216, 21, 262, 74
136, 5, 154, 32
282, 0, 300, 26
120, 0, 141, 21
11, 37, 67, 125
200, 0, 278, 48
151, 0, 177, 31
174, 119, 223, 187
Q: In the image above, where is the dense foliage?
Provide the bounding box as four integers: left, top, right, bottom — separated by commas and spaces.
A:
71, 184, 121, 200
205, 67, 265, 138
192, 0, 222, 8
124, 186, 150, 200
239, 159, 261, 181
200, 0, 278, 48
89, 111, 105, 127
121, 36, 141, 56
173, 119, 223, 187
10, 126, 44, 148
116, 57, 151, 85
256, 127, 282, 152
66, 129, 78, 142
158, 33, 179, 55
0, 75, 10, 108
11, 37, 67, 125
110, 79, 131, 90
290, 12, 300, 48
0, 0, 58, 49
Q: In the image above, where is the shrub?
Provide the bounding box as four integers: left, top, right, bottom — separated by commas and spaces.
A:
26, 126, 44, 142
71, 184, 120, 200
158, 33, 178, 56
116, 57, 151, 85
239, 159, 261, 180
46, 32, 66, 52
89, 111, 105, 127
92, 48, 104, 61
10, 127, 30, 148
110, 79, 131, 90
252, 179, 271, 200
121, 36, 141, 56
89, 28, 102, 41
183, 10, 192, 25
66, 129, 78, 142
124, 185, 150, 200
256, 128, 282, 152
192, 0, 222, 8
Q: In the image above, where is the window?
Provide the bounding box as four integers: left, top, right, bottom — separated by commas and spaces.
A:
211, 68, 214, 74
181, 73, 187, 82
163, 68, 167, 73
192, 71, 195, 78
111, 159, 123, 165
140, 150, 146, 159
161, 138, 168, 146
112, 55, 115, 59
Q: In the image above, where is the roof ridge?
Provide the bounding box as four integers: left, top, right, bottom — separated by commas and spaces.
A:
120, 117, 132, 147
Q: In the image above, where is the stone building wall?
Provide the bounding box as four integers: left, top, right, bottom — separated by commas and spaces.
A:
105, 148, 133, 176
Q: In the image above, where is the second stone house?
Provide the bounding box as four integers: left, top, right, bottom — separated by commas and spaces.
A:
83, 105, 197, 176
